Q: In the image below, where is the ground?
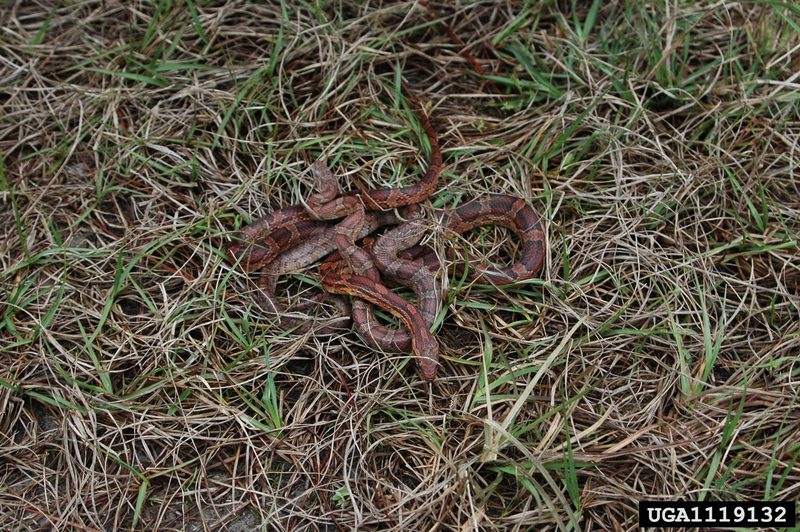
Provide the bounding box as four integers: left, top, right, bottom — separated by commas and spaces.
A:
1, 1, 799, 530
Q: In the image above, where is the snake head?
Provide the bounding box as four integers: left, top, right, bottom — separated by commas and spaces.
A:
416, 340, 439, 382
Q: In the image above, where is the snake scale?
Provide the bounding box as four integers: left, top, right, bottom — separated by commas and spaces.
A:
227, 88, 545, 381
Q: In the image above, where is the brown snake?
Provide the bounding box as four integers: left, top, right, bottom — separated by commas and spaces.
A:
226, 85, 442, 273
250, 209, 402, 333
318, 194, 544, 381
227, 89, 545, 381
347, 205, 440, 354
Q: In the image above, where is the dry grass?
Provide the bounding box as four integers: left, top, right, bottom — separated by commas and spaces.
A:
2, 1, 799, 530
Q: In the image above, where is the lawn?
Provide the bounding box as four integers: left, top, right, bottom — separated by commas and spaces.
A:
1, 1, 799, 529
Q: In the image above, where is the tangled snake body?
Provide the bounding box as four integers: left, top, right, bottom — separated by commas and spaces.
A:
227, 87, 442, 274
227, 90, 545, 381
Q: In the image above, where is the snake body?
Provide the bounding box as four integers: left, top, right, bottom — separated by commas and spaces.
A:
252, 210, 401, 332
227, 87, 442, 274
424, 194, 545, 284
322, 195, 545, 364
304, 88, 442, 220
318, 266, 440, 382
227, 90, 545, 381
350, 207, 440, 353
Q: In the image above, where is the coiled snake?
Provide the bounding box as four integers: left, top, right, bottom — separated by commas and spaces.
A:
227, 89, 545, 381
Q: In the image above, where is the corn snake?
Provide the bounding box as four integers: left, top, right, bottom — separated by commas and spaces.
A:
226, 90, 545, 381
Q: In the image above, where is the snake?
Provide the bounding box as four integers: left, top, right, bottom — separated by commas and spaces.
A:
226, 86, 441, 342
297, 201, 439, 379
347, 205, 440, 354
319, 262, 440, 381
227, 88, 546, 381
319, 194, 545, 382
226, 84, 442, 273
249, 209, 401, 333
419, 194, 545, 284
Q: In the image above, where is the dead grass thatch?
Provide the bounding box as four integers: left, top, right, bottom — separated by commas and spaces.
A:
1, 1, 799, 530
